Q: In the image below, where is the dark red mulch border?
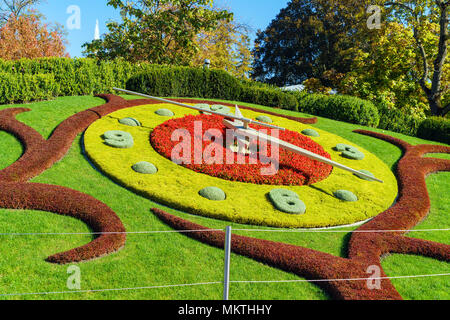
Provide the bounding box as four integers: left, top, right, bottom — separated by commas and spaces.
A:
151, 208, 401, 300
0, 182, 126, 264
0, 94, 131, 263
151, 130, 450, 300
348, 130, 450, 263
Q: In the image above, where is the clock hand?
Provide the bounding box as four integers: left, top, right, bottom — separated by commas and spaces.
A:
113, 88, 285, 131
223, 119, 384, 184
114, 88, 382, 183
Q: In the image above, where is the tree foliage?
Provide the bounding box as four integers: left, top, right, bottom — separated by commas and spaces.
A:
254, 0, 449, 116
381, 0, 449, 116
0, 0, 41, 25
191, 18, 253, 79
82, 0, 232, 65
337, 22, 433, 118
337, 1, 449, 116
0, 13, 68, 60
251, 0, 370, 86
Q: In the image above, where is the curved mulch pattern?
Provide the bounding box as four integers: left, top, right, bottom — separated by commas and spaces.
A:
0, 94, 130, 264
0, 182, 126, 264
151, 130, 450, 300
1, 94, 448, 298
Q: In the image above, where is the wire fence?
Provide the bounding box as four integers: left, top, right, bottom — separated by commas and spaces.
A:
0, 227, 448, 237
1, 274, 449, 298
0, 226, 449, 299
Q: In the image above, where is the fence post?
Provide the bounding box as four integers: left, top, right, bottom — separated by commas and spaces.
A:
223, 226, 232, 300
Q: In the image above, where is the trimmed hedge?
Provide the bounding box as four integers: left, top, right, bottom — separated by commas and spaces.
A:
417, 117, 450, 145
293, 92, 380, 127
0, 57, 157, 103
376, 104, 423, 137
0, 73, 59, 103
0, 57, 447, 145
126, 66, 298, 110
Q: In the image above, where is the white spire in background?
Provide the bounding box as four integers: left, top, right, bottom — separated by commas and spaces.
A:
94, 19, 100, 40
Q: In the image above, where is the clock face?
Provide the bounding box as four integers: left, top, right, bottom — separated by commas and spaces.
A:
84, 102, 398, 228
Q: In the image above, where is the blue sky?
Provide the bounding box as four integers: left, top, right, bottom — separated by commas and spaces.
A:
37, 0, 290, 58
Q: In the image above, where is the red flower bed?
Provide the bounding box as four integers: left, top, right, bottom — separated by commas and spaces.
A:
151, 114, 333, 185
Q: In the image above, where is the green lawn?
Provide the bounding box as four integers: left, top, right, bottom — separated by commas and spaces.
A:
0, 95, 448, 300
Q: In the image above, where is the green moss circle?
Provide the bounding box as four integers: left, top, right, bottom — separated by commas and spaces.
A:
334, 190, 358, 202
302, 129, 320, 137
119, 117, 141, 127
256, 115, 273, 123
132, 161, 158, 174
210, 105, 231, 114
195, 104, 212, 115
334, 144, 365, 160
103, 130, 134, 149
199, 187, 226, 201
268, 189, 306, 214
342, 150, 365, 160
155, 109, 175, 117
334, 144, 358, 153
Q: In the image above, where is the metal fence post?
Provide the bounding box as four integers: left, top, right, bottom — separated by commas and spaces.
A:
223, 226, 232, 300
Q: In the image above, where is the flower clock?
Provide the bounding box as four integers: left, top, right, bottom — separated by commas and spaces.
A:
84, 96, 397, 229
1, 92, 448, 300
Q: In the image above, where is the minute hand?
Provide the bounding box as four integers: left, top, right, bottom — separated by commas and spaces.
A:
225, 121, 384, 183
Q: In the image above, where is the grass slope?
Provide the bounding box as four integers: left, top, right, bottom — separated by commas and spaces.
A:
0, 95, 448, 300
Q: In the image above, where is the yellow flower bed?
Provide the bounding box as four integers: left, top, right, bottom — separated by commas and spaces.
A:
84, 103, 398, 228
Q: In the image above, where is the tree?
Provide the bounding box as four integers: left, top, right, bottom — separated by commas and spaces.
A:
83, 0, 232, 65
336, 22, 433, 118
251, 0, 370, 86
381, 1, 449, 116
0, 13, 68, 59
0, 0, 42, 25
191, 18, 253, 79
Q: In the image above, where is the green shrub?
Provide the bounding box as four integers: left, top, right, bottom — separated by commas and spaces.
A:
126, 67, 298, 110
376, 104, 423, 136
417, 117, 450, 145
294, 93, 380, 127
0, 57, 157, 103
0, 57, 298, 111
0, 73, 59, 104
240, 85, 298, 110
126, 67, 243, 100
